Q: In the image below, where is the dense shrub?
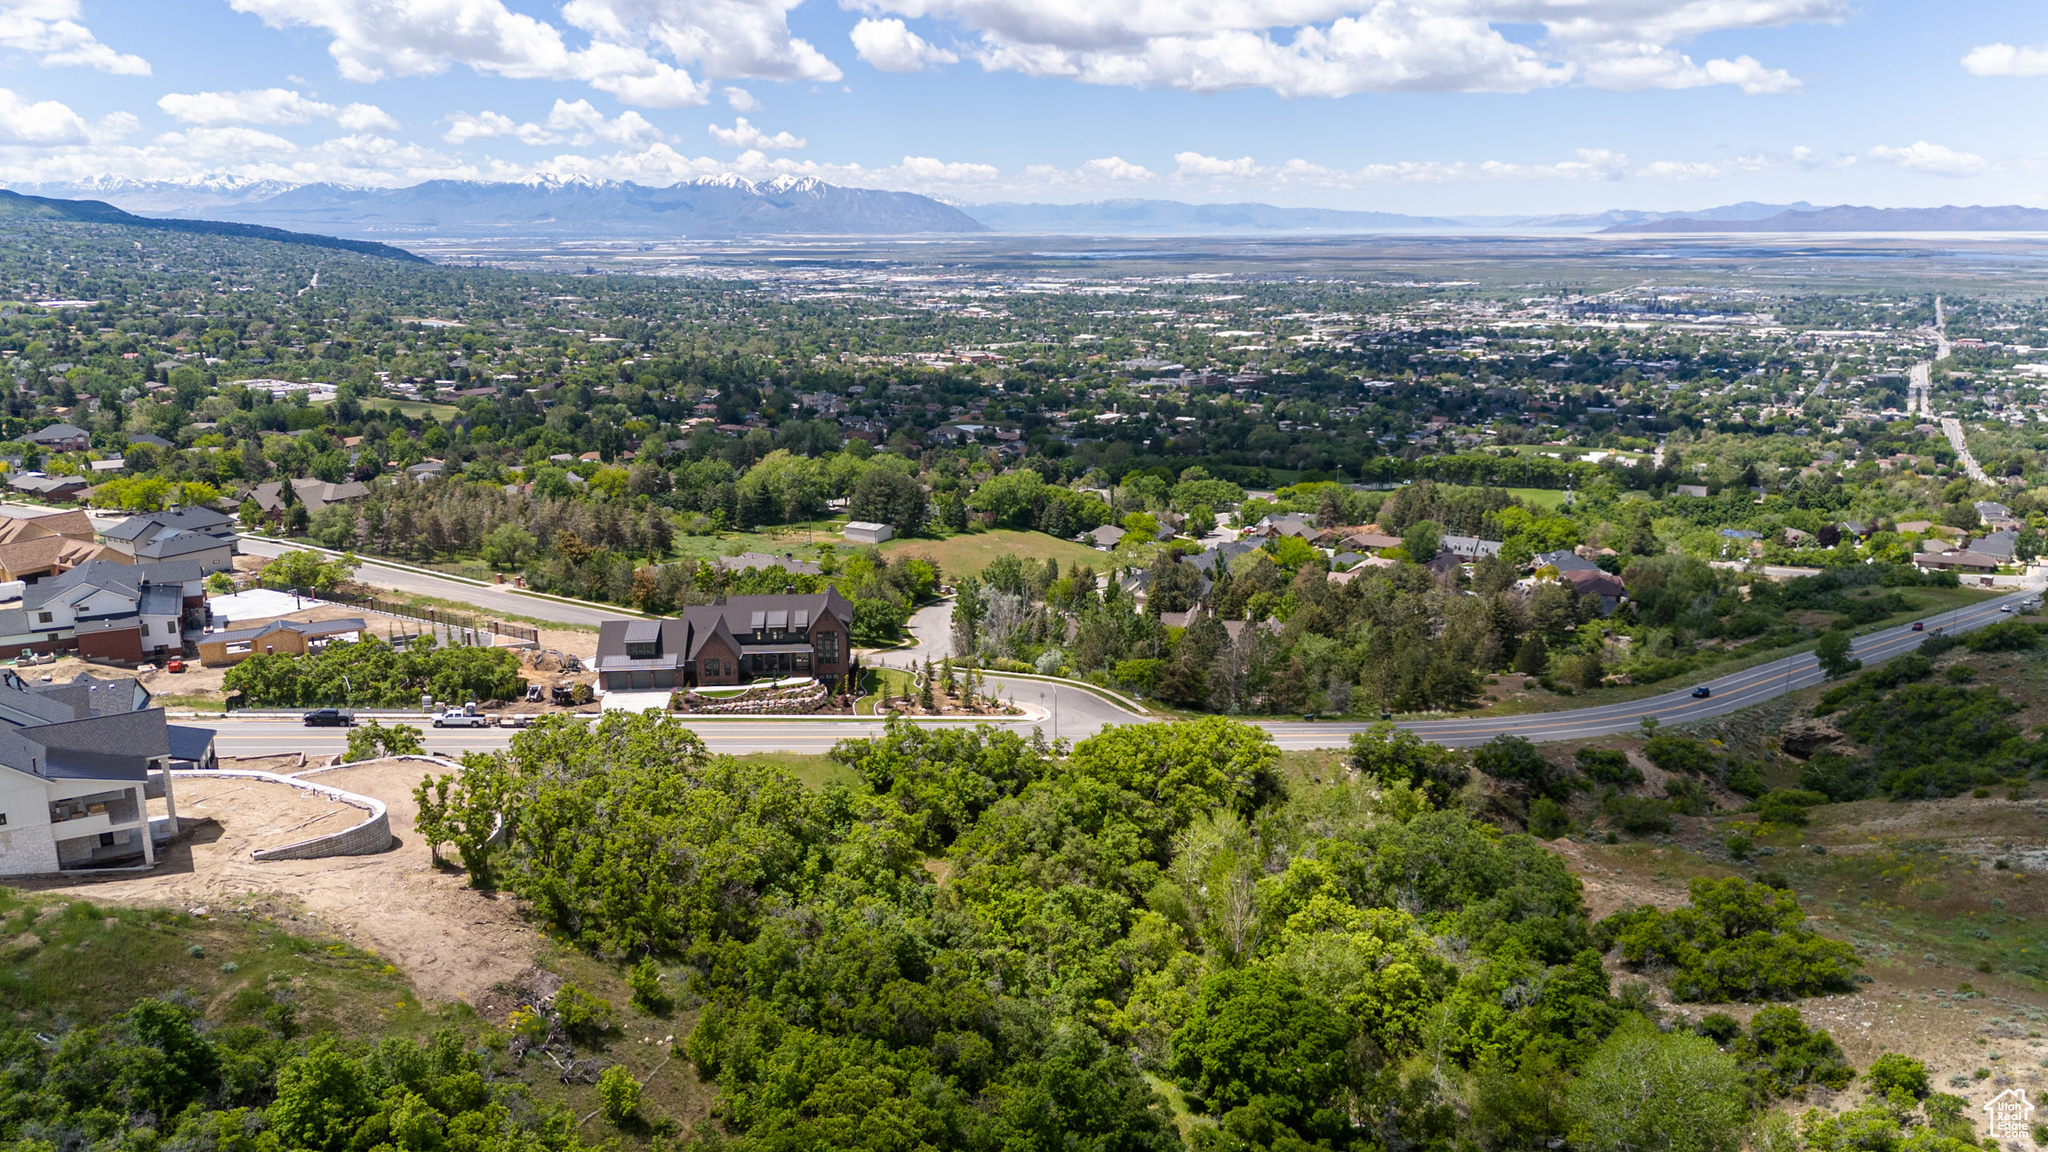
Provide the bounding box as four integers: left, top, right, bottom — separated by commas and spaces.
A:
1601, 795, 1674, 835
1643, 734, 1717, 775
1575, 747, 1642, 786
1596, 877, 1860, 1002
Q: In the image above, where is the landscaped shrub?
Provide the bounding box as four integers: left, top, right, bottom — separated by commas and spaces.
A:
1595, 877, 1859, 1002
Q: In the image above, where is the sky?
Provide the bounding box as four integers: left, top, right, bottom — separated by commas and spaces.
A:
0, 0, 2046, 214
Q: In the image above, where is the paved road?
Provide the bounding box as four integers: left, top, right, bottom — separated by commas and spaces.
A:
238, 536, 629, 628
1942, 415, 1990, 484
204, 585, 2040, 757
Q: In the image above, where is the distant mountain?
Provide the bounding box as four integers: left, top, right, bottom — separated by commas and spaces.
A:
25, 175, 990, 240
1512, 202, 1814, 228
1605, 205, 2048, 233
0, 188, 426, 262
965, 199, 1466, 233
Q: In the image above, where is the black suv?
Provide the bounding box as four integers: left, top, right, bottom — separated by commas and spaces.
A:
303, 709, 356, 727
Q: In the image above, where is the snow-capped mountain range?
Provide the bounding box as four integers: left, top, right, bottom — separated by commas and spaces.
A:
10, 174, 987, 240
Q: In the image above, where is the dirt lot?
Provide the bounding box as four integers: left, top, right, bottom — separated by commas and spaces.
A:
15, 759, 539, 1004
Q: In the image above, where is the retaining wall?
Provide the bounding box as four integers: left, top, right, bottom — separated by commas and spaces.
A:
170, 768, 396, 860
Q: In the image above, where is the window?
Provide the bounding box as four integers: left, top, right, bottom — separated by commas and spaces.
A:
140, 623, 149, 636
817, 630, 840, 662
35, 612, 50, 625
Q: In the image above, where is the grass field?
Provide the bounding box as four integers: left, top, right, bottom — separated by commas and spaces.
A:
731, 750, 856, 790
882, 529, 1105, 580
354, 397, 465, 421
1502, 486, 1571, 509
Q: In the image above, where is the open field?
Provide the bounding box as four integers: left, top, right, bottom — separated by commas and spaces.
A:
883, 528, 1106, 580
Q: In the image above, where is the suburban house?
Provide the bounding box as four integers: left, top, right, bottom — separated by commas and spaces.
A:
1914, 549, 2001, 574
197, 617, 365, 667
0, 508, 102, 584
1534, 549, 1602, 575
6, 475, 89, 502
0, 668, 210, 875
843, 521, 894, 545
1977, 501, 2025, 532
99, 507, 238, 572
595, 591, 855, 693
1675, 484, 1710, 498
18, 560, 196, 663
1975, 530, 2020, 563
1440, 535, 1505, 561
249, 477, 370, 516
27, 424, 89, 452
1085, 524, 1124, 549
1562, 569, 1628, 615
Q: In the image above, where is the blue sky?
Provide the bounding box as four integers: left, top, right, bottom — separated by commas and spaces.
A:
0, 0, 2045, 213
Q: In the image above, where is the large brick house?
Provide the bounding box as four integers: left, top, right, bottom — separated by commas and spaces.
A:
595, 591, 855, 693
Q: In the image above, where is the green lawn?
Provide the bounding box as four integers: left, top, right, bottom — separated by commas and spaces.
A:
883, 529, 1106, 580
1502, 486, 1571, 509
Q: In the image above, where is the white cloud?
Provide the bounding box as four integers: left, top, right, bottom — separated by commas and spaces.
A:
442, 99, 668, 146
158, 88, 403, 136
229, 0, 837, 108
722, 86, 758, 110
1963, 42, 2048, 77
0, 86, 90, 145
855, 0, 1836, 97
708, 117, 804, 150
0, 0, 148, 74
334, 103, 398, 131
1078, 155, 1153, 181
1868, 141, 1988, 176
851, 18, 957, 72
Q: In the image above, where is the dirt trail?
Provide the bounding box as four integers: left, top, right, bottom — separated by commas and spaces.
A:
15, 760, 538, 1004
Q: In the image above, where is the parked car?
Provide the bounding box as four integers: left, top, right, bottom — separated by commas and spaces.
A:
1691, 686, 1712, 699
432, 707, 491, 729
303, 709, 355, 727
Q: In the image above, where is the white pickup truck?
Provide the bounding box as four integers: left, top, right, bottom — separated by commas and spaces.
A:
431, 707, 492, 728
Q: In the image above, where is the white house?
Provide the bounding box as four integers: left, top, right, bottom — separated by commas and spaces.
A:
844, 521, 894, 545
0, 670, 194, 875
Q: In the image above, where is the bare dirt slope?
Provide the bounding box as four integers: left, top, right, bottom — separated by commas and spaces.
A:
16, 760, 537, 1004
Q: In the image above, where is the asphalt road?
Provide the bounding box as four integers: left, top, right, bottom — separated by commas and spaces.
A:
237, 536, 629, 627
204, 583, 2039, 757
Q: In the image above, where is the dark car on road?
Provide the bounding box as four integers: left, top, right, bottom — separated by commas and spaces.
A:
1691, 686, 1712, 699
303, 709, 355, 727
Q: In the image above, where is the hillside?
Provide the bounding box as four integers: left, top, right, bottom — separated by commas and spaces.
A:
0, 188, 427, 262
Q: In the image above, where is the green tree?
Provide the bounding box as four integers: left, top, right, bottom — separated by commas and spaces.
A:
1403, 519, 1444, 562
1345, 721, 1469, 807
1815, 629, 1861, 678
479, 523, 536, 570
1168, 966, 1354, 1132
597, 1064, 640, 1126
1567, 1017, 1748, 1152
260, 549, 358, 594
